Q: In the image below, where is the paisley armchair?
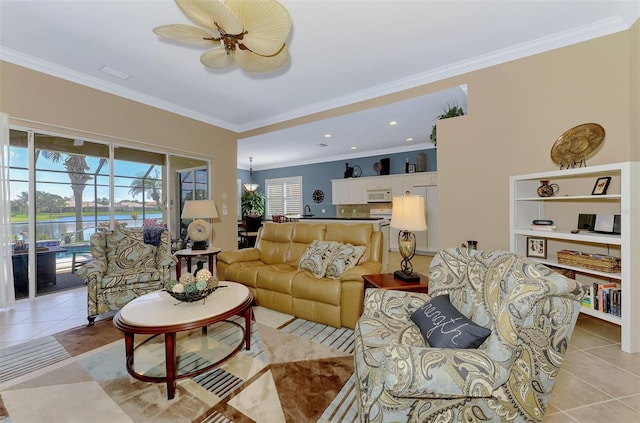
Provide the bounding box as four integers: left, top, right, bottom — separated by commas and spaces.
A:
77, 227, 176, 325
354, 247, 586, 422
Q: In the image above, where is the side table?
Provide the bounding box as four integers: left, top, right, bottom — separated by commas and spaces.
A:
363, 273, 429, 293
174, 247, 222, 279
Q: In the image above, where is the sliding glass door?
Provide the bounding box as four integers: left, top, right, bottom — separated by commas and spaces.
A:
8, 127, 209, 300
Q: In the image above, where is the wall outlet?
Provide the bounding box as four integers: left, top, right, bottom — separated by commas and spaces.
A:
322, 209, 325, 213
341, 209, 344, 213
352, 209, 356, 213
222, 204, 228, 215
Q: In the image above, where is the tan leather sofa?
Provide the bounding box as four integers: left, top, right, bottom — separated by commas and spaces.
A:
217, 222, 382, 329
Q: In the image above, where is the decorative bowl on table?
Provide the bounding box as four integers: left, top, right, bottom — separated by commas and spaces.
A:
165, 270, 220, 303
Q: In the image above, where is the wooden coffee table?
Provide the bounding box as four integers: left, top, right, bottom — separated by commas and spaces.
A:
363, 273, 429, 293
113, 282, 253, 399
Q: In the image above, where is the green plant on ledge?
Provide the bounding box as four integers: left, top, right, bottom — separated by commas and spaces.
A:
429, 104, 466, 146
241, 189, 265, 218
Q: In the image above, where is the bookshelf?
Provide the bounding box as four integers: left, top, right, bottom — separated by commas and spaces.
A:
510, 162, 640, 352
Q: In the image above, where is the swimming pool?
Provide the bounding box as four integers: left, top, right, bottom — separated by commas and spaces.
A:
56, 243, 91, 259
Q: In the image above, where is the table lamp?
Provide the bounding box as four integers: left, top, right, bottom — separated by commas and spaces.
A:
181, 200, 219, 250
390, 194, 427, 281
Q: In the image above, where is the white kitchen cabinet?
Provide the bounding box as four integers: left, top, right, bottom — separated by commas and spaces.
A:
510, 162, 639, 352
366, 177, 391, 191
412, 172, 438, 186
388, 174, 439, 254
391, 174, 414, 197
331, 178, 367, 204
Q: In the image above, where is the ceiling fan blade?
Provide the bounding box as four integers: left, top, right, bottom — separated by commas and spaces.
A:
227, 0, 291, 56
153, 24, 220, 46
235, 45, 289, 73
200, 47, 237, 69
176, 0, 243, 34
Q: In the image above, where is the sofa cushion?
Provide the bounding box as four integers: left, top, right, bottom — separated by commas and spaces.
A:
298, 240, 340, 278
410, 294, 491, 349
255, 223, 294, 265
287, 224, 327, 266
325, 243, 366, 279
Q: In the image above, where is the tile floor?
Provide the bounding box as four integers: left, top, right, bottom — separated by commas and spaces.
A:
2, 254, 640, 422
0, 287, 89, 349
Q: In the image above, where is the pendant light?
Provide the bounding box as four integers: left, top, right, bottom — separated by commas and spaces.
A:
243, 157, 259, 193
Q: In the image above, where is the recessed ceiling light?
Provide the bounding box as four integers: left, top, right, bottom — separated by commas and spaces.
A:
388, 121, 398, 126
99, 65, 132, 80
406, 137, 414, 142
350, 146, 357, 150
324, 134, 332, 138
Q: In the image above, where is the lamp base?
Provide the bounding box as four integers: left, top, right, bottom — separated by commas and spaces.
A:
394, 270, 420, 282
191, 241, 208, 251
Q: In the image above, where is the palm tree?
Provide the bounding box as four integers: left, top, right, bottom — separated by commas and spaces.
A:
40, 151, 92, 241
129, 169, 164, 214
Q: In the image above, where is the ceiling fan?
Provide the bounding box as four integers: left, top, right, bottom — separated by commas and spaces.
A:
153, 0, 291, 73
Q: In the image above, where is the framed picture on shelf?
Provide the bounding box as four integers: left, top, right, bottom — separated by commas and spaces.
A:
592, 176, 611, 195
407, 164, 416, 173
526, 237, 547, 259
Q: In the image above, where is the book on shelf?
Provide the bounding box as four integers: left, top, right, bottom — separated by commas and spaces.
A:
590, 282, 619, 315
530, 224, 557, 231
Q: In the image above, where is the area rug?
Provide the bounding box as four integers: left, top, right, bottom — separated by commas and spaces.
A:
0, 307, 359, 423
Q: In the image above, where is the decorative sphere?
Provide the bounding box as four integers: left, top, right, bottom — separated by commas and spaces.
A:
207, 276, 219, 289
196, 269, 212, 282
172, 283, 185, 293
195, 280, 207, 290
184, 282, 198, 295
179, 273, 194, 284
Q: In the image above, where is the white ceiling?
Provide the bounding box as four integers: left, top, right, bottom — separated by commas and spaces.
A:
1, 1, 638, 170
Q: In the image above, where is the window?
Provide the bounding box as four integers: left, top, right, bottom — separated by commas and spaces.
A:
265, 176, 302, 217
8, 126, 209, 300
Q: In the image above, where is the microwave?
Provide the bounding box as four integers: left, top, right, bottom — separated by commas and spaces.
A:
367, 189, 392, 203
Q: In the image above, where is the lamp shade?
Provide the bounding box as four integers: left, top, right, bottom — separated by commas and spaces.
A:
390, 195, 427, 231
243, 183, 259, 193
181, 200, 219, 219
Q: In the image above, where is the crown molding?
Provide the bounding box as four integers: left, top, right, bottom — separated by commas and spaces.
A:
238, 16, 634, 131
1, 15, 635, 135
245, 143, 435, 171
0, 47, 241, 132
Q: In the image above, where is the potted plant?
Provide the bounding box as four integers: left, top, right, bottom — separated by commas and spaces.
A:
241, 189, 265, 217
429, 104, 466, 146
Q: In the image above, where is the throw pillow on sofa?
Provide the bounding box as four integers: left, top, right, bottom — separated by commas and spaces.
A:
410, 294, 491, 349
298, 240, 340, 278
325, 243, 366, 279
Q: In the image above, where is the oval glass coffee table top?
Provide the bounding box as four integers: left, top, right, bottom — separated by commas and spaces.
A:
119, 281, 250, 327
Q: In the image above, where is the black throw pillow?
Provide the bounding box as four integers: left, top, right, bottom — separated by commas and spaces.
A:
410, 294, 491, 349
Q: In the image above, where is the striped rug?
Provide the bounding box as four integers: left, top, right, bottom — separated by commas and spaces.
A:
0, 336, 70, 383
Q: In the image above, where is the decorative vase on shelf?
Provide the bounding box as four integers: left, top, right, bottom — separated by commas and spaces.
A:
537, 180, 559, 197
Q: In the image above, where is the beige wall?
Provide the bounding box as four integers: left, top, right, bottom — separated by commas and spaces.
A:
0, 62, 239, 252
2, 20, 638, 254
436, 27, 636, 250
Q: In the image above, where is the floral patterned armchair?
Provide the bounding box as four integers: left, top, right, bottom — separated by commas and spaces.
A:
354, 247, 586, 423
77, 227, 177, 325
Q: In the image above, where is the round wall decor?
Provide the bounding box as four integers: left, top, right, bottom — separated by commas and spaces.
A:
313, 189, 324, 203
